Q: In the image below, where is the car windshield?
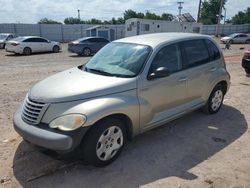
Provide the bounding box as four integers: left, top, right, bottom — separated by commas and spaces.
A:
0, 34, 8, 39
84, 42, 151, 78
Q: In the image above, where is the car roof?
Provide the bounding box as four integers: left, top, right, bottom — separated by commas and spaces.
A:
77, 37, 109, 41
115, 32, 212, 48
0, 33, 15, 36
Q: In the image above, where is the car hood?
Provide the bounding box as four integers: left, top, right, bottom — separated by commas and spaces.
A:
221, 36, 231, 41
29, 67, 137, 103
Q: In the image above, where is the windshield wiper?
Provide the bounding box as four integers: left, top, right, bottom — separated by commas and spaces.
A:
85, 67, 114, 77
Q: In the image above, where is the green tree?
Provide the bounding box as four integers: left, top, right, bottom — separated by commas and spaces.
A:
200, 0, 227, 24
231, 7, 250, 24
161, 13, 175, 21
144, 11, 161, 20
64, 17, 85, 24
38, 18, 61, 24
123, 9, 144, 20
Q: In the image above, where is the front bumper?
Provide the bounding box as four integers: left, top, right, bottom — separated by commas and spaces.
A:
13, 106, 89, 152
0, 43, 5, 49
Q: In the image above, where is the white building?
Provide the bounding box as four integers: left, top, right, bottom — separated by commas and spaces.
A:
125, 18, 203, 37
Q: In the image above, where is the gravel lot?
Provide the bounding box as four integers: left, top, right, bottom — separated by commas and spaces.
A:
0, 41, 250, 188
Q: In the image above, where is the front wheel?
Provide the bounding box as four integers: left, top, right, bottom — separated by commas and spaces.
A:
82, 48, 91, 56
245, 68, 250, 74
81, 118, 126, 167
53, 45, 60, 53
203, 85, 225, 114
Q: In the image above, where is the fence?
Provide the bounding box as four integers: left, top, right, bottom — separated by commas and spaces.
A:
0, 23, 125, 42
0, 23, 249, 41
202, 23, 250, 36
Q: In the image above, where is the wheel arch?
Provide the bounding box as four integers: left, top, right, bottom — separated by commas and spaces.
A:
84, 113, 134, 141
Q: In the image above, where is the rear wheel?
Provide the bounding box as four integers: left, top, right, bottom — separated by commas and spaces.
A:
202, 85, 225, 114
23, 47, 32, 55
246, 39, 250, 44
53, 45, 60, 53
229, 40, 233, 44
2, 44, 6, 49
81, 118, 126, 167
82, 48, 91, 56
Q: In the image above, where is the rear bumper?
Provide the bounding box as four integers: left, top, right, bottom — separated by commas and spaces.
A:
13, 106, 89, 152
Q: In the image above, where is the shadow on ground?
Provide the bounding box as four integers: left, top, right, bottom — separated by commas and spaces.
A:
13, 105, 247, 188
5, 51, 62, 57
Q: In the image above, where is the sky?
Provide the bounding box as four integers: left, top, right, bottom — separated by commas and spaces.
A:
0, 0, 249, 23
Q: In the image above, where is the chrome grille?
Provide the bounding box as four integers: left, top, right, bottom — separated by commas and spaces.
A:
21, 97, 48, 124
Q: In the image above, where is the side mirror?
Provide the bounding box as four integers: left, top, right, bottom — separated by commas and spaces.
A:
47, 40, 51, 43
148, 67, 170, 80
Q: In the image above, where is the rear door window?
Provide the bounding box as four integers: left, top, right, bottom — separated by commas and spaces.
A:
181, 39, 210, 68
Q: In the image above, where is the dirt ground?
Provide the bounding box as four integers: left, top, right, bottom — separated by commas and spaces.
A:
0, 41, 250, 188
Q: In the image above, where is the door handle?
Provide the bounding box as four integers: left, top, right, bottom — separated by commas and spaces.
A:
178, 77, 188, 82
209, 67, 217, 72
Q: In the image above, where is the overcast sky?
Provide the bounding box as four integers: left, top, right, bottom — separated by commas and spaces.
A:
0, 0, 249, 23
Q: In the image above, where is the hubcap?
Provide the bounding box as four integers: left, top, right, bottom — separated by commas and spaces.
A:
84, 49, 90, 56
96, 126, 123, 161
211, 90, 223, 111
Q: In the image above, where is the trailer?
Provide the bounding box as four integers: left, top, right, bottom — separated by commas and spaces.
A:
125, 18, 203, 37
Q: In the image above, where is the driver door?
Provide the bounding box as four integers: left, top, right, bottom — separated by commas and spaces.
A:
138, 43, 188, 130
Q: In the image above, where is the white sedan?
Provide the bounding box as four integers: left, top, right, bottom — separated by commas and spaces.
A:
5, 36, 61, 55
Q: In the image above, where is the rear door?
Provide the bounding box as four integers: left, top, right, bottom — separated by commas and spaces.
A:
180, 39, 220, 106
37, 38, 52, 52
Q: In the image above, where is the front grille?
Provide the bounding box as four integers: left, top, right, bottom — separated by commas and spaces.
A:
21, 97, 48, 124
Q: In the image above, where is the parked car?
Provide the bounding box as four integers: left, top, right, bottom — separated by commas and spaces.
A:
14, 33, 230, 166
5, 36, 61, 55
68, 37, 110, 56
0, 33, 18, 49
220, 33, 250, 44
242, 49, 250, 74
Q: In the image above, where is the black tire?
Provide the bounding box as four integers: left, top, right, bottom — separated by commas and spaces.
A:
82, 48, 91, 56
53, 45, 60, 53
246, 40, 250, 44
245, 68, 250, 74
23, 47, 32, 55
202, 85, 225, 114
229, 40, 233, 44
3, 44, 6, 49
81, 118, 126, 167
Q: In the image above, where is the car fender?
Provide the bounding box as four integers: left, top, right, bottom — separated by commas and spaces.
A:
41, 90, 140, 136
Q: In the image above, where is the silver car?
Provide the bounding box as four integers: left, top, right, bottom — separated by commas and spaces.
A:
14, 33, 230, 166
0, 33, 18, 49
221, 33, 250, 44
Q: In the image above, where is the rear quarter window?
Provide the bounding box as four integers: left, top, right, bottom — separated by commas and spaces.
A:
205, 39, 221, 61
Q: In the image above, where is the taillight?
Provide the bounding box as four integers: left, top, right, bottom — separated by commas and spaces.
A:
244, 51, 250, 57
11, 42, 19, 46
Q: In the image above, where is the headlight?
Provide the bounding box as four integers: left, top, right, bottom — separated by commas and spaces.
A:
49, 114, 86, 131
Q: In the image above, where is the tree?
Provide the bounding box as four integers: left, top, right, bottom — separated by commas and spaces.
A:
64, 17, 84, 24
144, 11, 161, 20
200, 0, 227, 25
231, 7, 250, 24
161, 13, 175, 21
123, 9, 144, 20
38, 18, 61, 24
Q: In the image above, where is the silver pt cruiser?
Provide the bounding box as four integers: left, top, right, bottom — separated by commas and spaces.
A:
14, 33, 230, 166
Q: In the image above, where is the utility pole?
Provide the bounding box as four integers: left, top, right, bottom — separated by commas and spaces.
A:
77, 9, 81, 20
223, 7, 226, 24
197, 0, 202, 22
215, 0, 224, 37
177, 1, 184, 21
